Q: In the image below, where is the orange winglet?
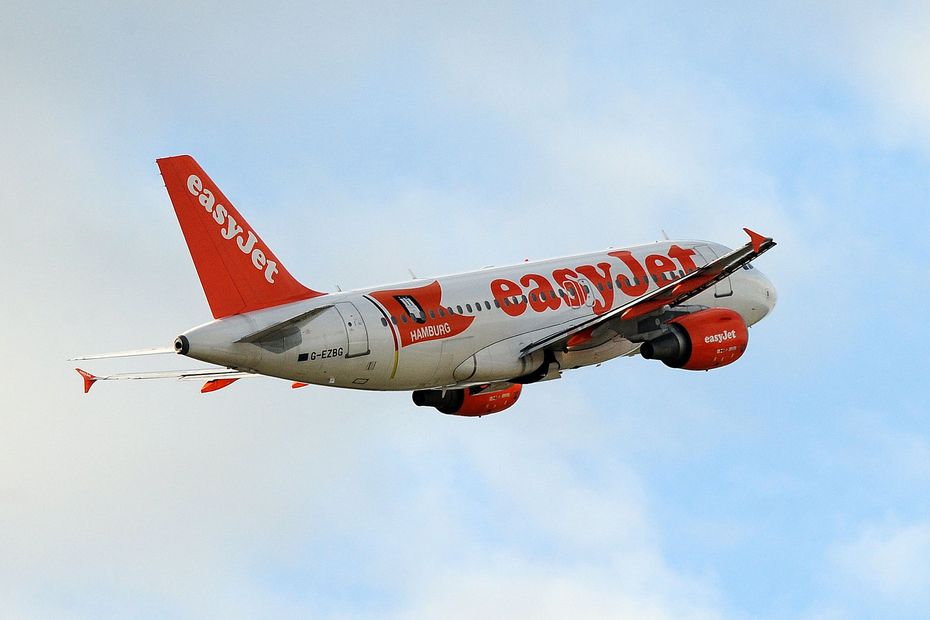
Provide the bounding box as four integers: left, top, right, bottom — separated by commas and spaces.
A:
743, 228, 770, 253
291, 382, 309, 389
201, 378, 239, 393
76, 368, 98, 394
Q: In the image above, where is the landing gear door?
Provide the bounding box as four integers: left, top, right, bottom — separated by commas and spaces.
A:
335, 302, 370, 358
694, 245, 733, 298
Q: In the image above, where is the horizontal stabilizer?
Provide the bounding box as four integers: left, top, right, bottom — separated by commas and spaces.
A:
70, 346, 175, 361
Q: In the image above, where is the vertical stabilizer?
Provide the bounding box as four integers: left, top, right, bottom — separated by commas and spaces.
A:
157, 155, 323, 318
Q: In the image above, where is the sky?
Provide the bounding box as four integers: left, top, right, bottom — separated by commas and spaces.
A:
2, 1, 929, 618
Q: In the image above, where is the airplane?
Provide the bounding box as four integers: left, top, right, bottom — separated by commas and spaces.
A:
74, 155, 777, 416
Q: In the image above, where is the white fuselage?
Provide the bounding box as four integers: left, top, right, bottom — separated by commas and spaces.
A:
179, 240, 777, 390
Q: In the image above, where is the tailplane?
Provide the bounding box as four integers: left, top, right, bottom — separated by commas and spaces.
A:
157, 155, 323, 318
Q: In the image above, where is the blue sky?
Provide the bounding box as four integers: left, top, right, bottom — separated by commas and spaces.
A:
2, 2, 929, 618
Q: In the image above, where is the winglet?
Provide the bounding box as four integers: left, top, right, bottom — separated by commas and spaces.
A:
201, 378, 239, 393
76, 368, 97, 394
743, 228, 771, 253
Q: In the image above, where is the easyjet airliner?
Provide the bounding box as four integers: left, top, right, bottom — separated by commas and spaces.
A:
74, 156, 777, 416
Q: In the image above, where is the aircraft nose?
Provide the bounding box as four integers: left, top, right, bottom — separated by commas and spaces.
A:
758, 272, 777, 319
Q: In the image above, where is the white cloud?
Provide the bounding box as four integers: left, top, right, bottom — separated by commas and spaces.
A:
832, 520, 930, 603
831, 4, 930, 146
392, 556, 722, 620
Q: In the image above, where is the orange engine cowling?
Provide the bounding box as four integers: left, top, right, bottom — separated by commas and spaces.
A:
640, 308, 749, 370
412, 384, 522, 416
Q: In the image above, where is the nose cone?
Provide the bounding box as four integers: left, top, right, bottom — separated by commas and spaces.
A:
752, 268, 777, 323
764, 277, 778, 315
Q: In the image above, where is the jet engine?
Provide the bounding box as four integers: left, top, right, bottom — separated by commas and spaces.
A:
412, 384, 522, 416
640, 308, 748, 370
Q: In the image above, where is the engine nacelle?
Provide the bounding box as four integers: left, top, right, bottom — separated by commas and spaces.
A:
412, 384, 522, 416
640, 308, 748, 370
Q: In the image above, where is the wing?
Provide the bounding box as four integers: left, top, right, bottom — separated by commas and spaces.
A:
521, 228, 776, 356
75, 367, 259, 394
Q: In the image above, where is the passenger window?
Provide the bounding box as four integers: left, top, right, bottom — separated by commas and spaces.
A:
485, 301, 491, 310
391, 316, 398, 325
494, 299, 501, 308
457, 305, 463, 314
439, 307, 446, 317
466, 304, 473, 312
531, 293, 538, 302
475, 302, 482, 312
597, 282, 604, 292
401, 314, 408, 323
521, 295, 528, 303
540, 291, 547, 301
380, 317, 388, 327
429, 309, 436, 319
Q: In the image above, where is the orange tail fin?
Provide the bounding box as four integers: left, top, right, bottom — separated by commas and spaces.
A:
157, 155, 323, 318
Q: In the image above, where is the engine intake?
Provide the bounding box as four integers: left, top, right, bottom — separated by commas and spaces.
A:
412, 384, 522, 416
640, 308, 748, 370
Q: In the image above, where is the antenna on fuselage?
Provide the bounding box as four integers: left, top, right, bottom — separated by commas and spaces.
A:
407, 268, 418, 280
661, 229, 670, 240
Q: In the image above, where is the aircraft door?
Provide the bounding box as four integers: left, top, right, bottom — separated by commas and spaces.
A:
694, 245, 733, 298
576, 276, 597, 309
335, 302, 371, 358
